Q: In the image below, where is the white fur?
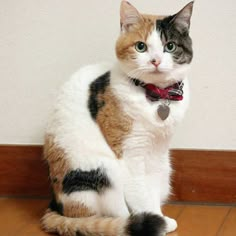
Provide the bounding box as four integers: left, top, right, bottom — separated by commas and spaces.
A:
110, 63, 189, 221
136, 30, 174, 75
46, 28, 190, 234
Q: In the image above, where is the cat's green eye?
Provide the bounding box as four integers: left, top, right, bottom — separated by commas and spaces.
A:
135, 41, 147, 53
165, 42, 177, 53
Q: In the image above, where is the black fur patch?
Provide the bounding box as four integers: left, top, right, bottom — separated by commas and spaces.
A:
76, 231, 85, 236
88, 71, 110, 119
62, 168, 111, 194
126, 213, 166, 236
156, 15, 193, 64
49, 194, 63, 215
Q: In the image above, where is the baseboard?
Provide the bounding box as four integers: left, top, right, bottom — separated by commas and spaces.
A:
170, 149, 236, 203
0, 145, 235, 203
0, 145, 50, 197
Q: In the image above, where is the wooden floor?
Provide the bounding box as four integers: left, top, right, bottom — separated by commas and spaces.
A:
1, 198, 235, 236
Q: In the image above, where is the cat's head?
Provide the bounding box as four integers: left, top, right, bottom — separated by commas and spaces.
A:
116, 1, 194, 86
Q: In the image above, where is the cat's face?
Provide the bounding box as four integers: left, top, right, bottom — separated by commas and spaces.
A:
116, 1, 194, 86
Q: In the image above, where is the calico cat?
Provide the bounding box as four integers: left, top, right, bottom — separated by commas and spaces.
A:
41, 1, 194, 236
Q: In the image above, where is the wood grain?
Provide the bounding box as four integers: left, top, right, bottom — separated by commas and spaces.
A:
176, 205, 230, 236
162, 204, 185, 219
0, 198, 50, 236
217, 208, 236, 236
171, 150, 236, 203
0, 145, 235, 203
0, 145, 50, 197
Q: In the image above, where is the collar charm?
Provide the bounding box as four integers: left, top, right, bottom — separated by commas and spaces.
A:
131, 78, 184, 121
157, 104, 170, 121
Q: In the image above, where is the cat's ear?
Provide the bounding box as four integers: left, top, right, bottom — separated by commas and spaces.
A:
172, 1, 194, 30
120, 1, 142, 32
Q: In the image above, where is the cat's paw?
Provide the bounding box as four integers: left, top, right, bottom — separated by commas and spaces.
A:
164, 216, 177, 233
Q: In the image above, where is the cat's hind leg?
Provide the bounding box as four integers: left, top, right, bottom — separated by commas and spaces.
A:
43, 165, 167, 236
100, 187, 130, 217
59, 159, 130, 218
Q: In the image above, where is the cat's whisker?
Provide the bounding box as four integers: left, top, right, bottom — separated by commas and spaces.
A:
126, 67, 150, 79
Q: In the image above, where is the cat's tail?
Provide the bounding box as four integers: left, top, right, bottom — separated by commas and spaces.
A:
41, 208, 166, 236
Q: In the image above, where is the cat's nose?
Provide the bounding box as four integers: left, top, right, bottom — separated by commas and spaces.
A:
151, 59, 161, 67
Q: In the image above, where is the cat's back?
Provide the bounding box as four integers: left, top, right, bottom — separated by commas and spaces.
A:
58, 63, 111, 103
46, 63, 115, 166
49, 63, 111, 124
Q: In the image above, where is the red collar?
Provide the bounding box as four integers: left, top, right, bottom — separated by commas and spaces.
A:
131, 78, 184, 102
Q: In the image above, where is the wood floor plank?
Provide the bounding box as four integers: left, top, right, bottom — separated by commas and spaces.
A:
217, 208, 236, 236
0, 199, 27, 236
1, 199, 235, 236
176, 205, 230, 236
162, 204, 185, 219
0, 198, 49, 236
162, 204, 185, 236
17, 224, 50, 236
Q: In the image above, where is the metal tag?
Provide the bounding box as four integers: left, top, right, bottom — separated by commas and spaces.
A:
157, 104, 170, 120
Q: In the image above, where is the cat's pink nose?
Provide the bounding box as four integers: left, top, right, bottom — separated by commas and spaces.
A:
151, 59, 161, 67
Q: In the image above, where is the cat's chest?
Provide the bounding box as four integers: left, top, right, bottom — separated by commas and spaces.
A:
120, 99, 181, 175
123, 93, 185, 131
121, 120, 171, 176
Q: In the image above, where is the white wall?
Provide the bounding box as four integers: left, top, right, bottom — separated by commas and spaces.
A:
0, 0, 235, 150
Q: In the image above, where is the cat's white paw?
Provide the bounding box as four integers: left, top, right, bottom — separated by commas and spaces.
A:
164, 216, 178, 233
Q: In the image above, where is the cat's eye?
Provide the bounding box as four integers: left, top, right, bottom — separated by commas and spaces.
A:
135, 41, 147, 53
164, 42, 177, 53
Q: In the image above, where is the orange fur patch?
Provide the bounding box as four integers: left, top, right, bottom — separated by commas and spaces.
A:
116, 14, 164, 60
44, 134, 70, 194
41, 209, 127, 236
63, 201, 95, 218
44, 135, 97, 220
96, 87, 133, 159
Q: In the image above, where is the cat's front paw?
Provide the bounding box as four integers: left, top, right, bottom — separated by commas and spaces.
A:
164, 216, 177, 233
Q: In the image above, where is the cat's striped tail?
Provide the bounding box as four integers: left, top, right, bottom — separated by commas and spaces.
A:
41, 208, 166, 236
